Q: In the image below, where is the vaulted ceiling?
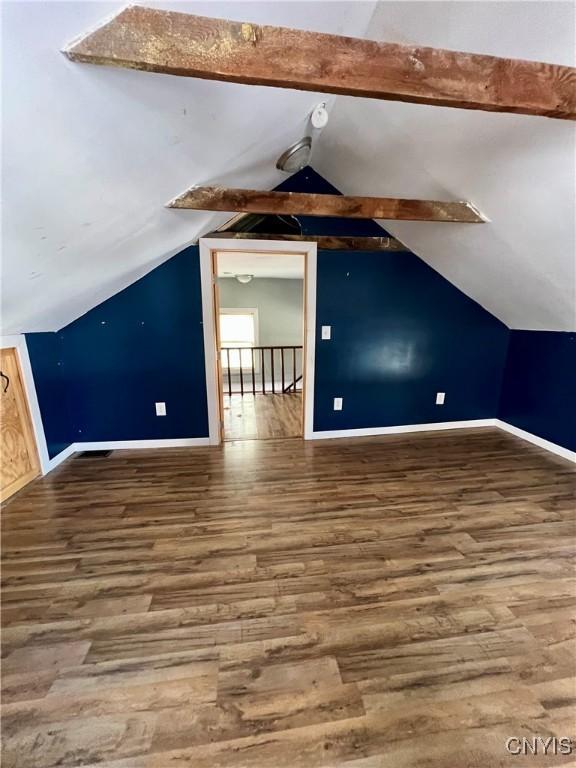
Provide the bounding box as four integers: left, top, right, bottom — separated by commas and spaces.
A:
2, 1, 574, 333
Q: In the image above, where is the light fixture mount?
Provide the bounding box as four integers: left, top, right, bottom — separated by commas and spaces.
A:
275, 136, 312, 173
310, 102, 329, 129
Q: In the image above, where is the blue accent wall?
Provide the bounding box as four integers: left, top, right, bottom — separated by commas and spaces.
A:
26, 332, 72, 459
279, 169, 510, 432
312, 251, 509, 431
499, 331, 576, 452
29, 167, 572, 454
27, 246, 208, 447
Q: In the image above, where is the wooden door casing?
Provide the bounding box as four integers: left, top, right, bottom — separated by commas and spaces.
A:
0, 348, 40, 501
211, 252, 225, 443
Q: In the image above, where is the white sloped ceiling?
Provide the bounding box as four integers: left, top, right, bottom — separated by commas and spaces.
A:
313, 1, 576, 331
2, 1, 574, 333
1, 0, 376, 333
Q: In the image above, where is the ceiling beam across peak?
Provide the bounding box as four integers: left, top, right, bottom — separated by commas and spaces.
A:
64, 6, 576, 120
203, 232, 408, 251
168, 186, 486, 224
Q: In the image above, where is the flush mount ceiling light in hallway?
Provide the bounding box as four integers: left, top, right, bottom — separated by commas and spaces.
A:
235, 274, 253, 284
276, 102, 329, 173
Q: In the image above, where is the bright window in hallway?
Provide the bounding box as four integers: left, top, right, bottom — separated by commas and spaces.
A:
219, 308, 258, 370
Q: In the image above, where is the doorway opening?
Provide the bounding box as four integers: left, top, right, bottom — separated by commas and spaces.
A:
213, 250, 305, 441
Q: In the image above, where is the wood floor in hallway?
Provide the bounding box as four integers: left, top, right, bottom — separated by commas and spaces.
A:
223, 392, 302, 440
1, 428, 575, 768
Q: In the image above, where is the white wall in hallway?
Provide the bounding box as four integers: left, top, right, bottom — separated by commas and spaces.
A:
218, 278, 304, 348
218, 278, 305, 392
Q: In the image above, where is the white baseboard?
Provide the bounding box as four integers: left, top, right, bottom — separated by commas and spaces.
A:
74, 438, 211, 451
38, 421, 575, 478
495, 420, 576, 463
307, 419, 497, 441
45, 444, 76, 472
308, 417, 574, 463
40, 437, 211, 475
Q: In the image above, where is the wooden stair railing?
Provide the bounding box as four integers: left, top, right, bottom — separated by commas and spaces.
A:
221, 346, 302, 396
283, 374, 303, 394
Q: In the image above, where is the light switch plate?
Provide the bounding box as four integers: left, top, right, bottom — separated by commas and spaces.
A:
436, 392, 445, 405
155, 402, 167, 416
321, 325, 331, 340
333, 397, 343, 411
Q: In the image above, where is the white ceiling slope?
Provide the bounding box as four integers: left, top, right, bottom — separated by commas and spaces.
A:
1, 1, 376, 333
313, 1, 576, 331
2, 2, 575, 334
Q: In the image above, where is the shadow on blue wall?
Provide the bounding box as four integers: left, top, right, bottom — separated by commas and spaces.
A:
499, 331, 576, 452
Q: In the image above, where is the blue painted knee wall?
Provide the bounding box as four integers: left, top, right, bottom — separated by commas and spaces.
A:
27, 167, 572, 457
499, 331, 576, 452
311, 249, 508, 431
27, 246, 208, 456
25, 331, 72, 459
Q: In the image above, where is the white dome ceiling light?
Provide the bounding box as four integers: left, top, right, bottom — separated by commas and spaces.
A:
235, 274, 253, 284
276, 102, 329, 173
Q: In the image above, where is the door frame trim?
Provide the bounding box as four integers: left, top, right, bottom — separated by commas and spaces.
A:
199, 238, 317, 444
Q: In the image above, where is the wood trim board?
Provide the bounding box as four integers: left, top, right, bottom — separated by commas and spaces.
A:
203, 233, 408, 251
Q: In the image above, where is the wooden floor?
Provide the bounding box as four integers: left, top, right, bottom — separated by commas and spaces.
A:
223, 393, 302, 440
1, 428, 575, 768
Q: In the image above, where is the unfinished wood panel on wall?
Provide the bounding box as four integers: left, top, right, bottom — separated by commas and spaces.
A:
0, 348, 40, 501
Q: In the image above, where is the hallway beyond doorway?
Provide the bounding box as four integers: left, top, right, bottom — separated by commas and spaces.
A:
223, 393, 302, 440
213, 247, 306, 442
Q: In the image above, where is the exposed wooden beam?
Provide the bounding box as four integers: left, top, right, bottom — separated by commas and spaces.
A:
214, 212, 259, 233
169, 186, 486, 223
204, 232, 408, 251
64, 6, 576, 120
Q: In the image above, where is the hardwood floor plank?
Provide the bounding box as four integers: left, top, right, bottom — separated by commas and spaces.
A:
223, 393, 302, 441
149, 685, 365, 752
1, 428, 574, 767
2, 640, 91, 675
2, 712, 155, 768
